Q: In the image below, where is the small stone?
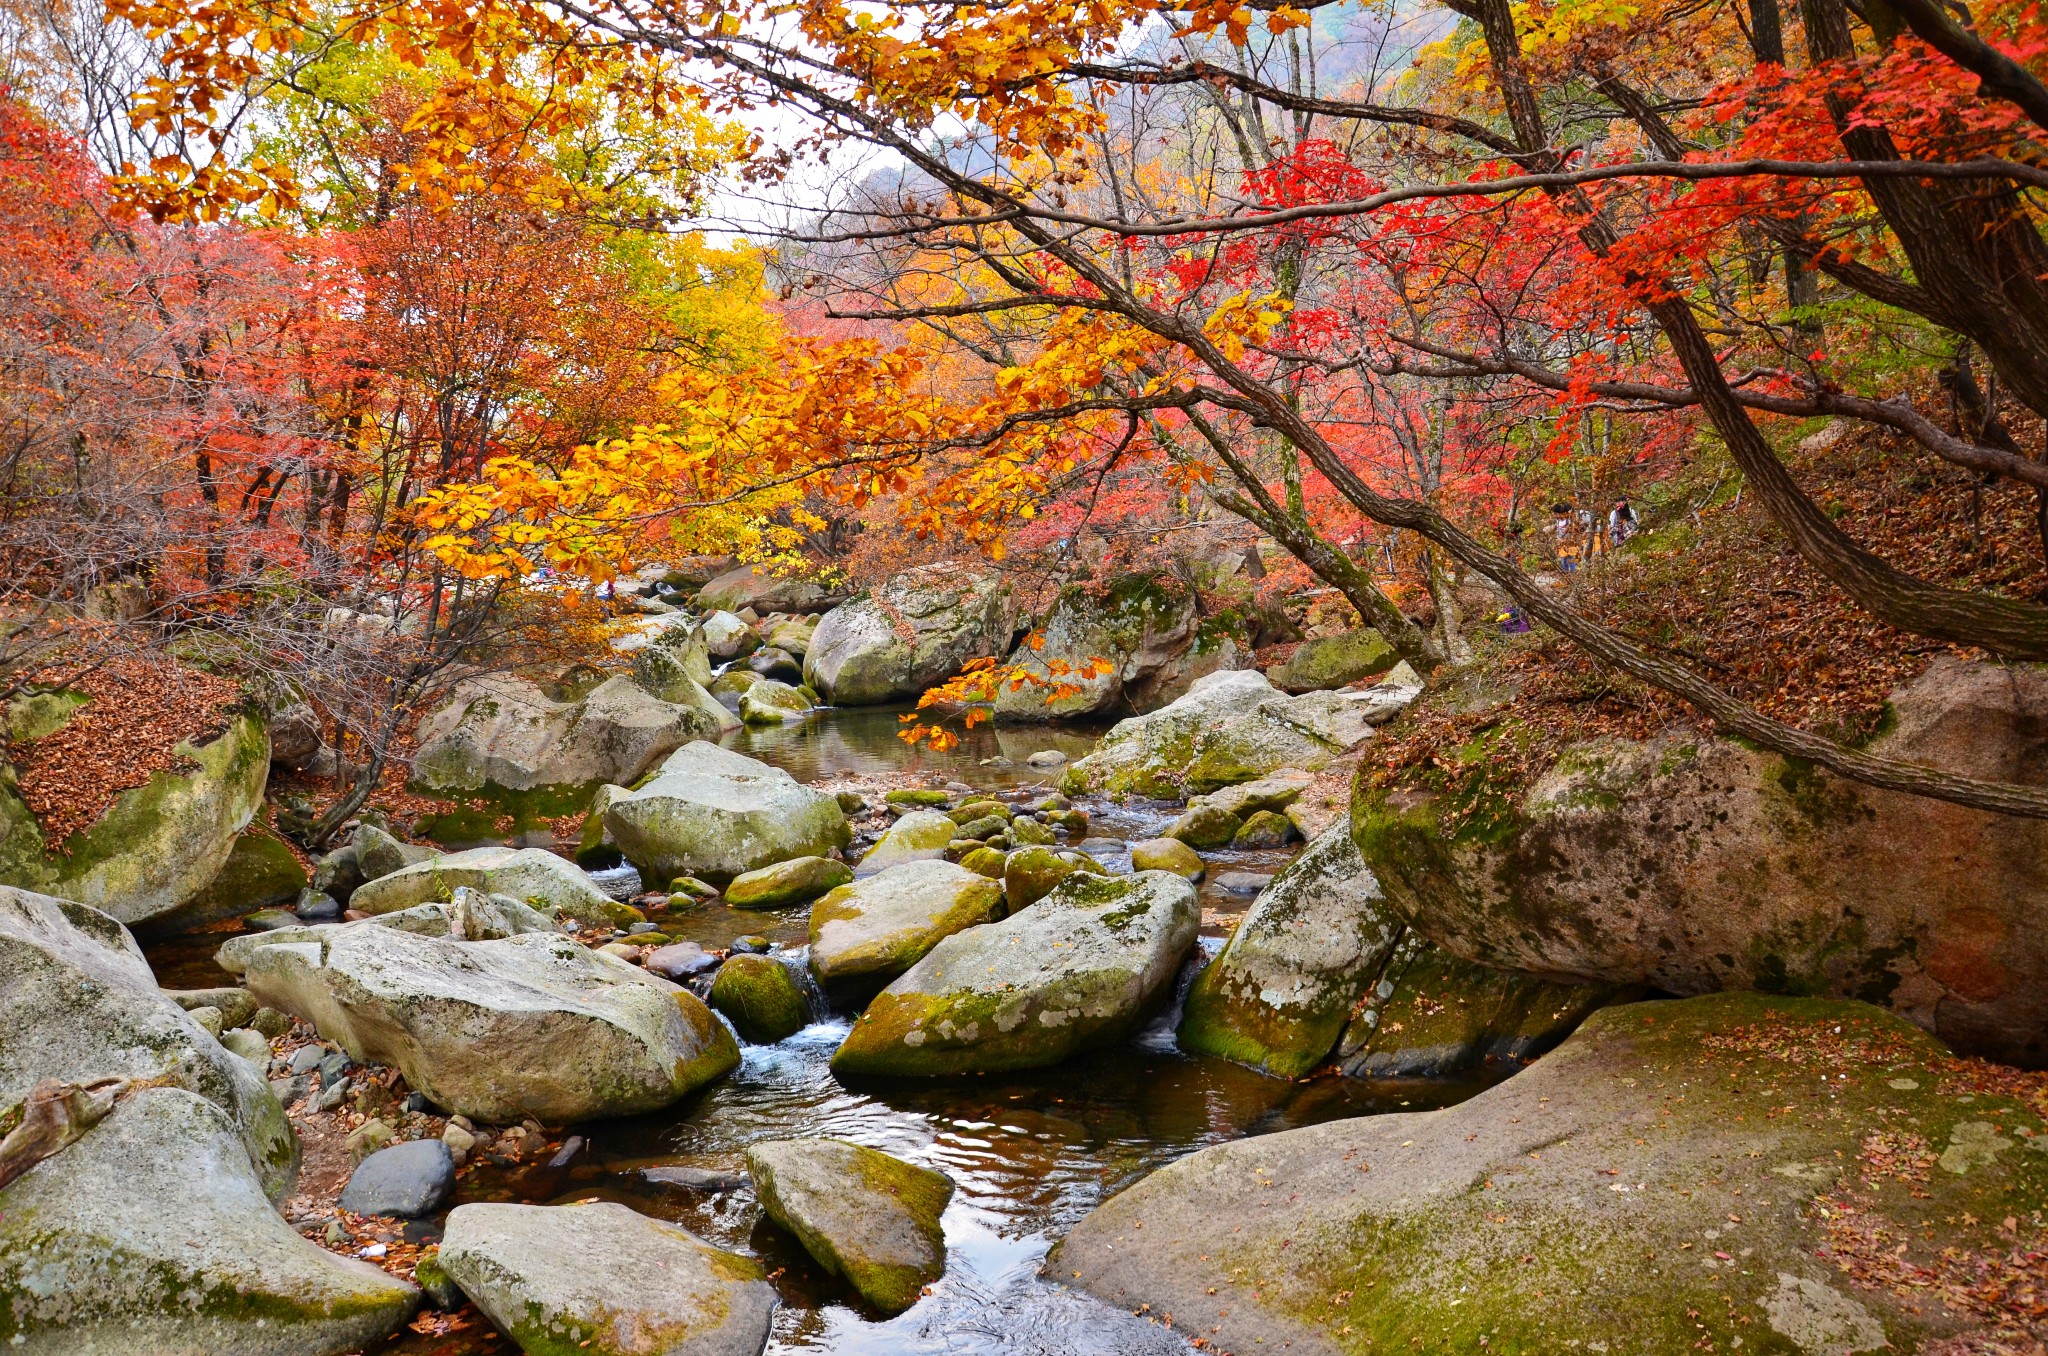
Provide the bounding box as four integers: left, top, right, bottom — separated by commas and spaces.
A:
597, 941, 642, 960
1212, 871, 1274, 894
441, 1123, 477, 1160
324, 1220, 352, 1247
269, 1075, 307, 1107
668, 876, 720, 901
243, 907, 302, 932
402, 1091, 434, 1115
948, 800, 1010, 825
220, 1027, 271, 1065
288, 1044, 327, 1076
709, 954, 810, 1044
320, 1050, 354, 1085
345, 1118, 397, 1164
627, 921, 660, 935
1129, 838, 1205, 880
645, 941, 718, 980
1009, 816, 1057, 846
1045, 809, 1090, 836
884, 789, 952, 808
1231, 809, 1300, 849
340, 1138, 456, 1218
1036, 794, 1072, 813
319, 1078, 352, 1111
293, 889, 343, 922
187, 1005, 224, 1038
951, 814, 1008, 841
1165, 804, 1243, 850
251, 1005, 291, 1038
836, 790, 869, 814
732, 935, 771, 955
1025, 749, 1069, 768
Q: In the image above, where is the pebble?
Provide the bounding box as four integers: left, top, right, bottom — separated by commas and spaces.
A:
288, 1045, 327, 1076
318, 1078, 351, 1111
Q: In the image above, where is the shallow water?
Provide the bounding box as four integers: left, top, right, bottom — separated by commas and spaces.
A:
148, 706, 1501, 1354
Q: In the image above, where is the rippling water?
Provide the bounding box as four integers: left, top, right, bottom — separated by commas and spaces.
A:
150, 704, 1502, 1353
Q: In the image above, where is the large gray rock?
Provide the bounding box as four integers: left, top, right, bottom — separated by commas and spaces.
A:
353, 824, 437, 882
632, 619, 715, 691
855, 809, 958, 875
1059, 993, 2048, 1355
0, 1087, 419, 1355
348, 845, 632, 927
437, 1201, 776, 1356
990, 574, 1202, 722
1355, 656, 2048, 1066
0, 708, 268, 926
1263, 629, 1398, 692
697, 563, 836, 615
699, 611, 760, 661
737, 679, 814, 726
214, 901, 453, 976
602, 742, 850, 885
746, 1138, 952, 1315
238, 923, 739, 1123
1060, 669, 1378, 799
0, 887, 296, 1195
410, 672, 731, 801
808, 859, 1004, 988
803, 562, 1017, 706
831, 871, 1199, 1076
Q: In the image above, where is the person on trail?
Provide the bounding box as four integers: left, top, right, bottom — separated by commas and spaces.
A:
1550, 503, 1579, 574
1608, 497, 1638, 546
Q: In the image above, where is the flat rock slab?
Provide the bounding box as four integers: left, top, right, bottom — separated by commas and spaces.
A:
348, 845, 628, 927
439, 1200, 776, 1356
339, 1138, 456, 1218
809, 859, 1003, 988
831, 871, 1199, 1077
1060, 992, 2048, 1355
725, 855, 851, 909
0, 1086, 418, 1355
239, 922, 738, 1123
747, 1138, 952, 1315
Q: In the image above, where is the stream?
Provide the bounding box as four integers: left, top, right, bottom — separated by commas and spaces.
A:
143, 705, 1501, 1355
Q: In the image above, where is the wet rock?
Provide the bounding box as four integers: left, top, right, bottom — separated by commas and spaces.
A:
1025, 749, 1069, 768
339, 1139, 456, 1219
725, 855, 853, 909
1008, 815, 1056, 846
603, 742, 849, 885
809, 860, 1004, 988
884, 788, 952, 809
1128, 838, 1204, 880
1164, 804, 1241, 850
1001, 845, 1079, 912
645, 942, 719, 981
737, 678, 815, 726
745, 646, 803, 683
0, 1086, 418, 1353
291, 889, 342, 922
832, 871, 1199, 1076
949, 814, 1007, 842
438, 1200, 776, 1356
857, 809, 959, 875
1211, 871, 1272, 895
709, 954, 810, 1043
1355, 654, 2048, 1065
1193, 767, 1315, 820
350, 845, 633, 928
947, 799, 1009, 824
958, 846, 1008, 879
1044, 808, 1089, 836
747, 1138, 952, 1315
1061, 670, 1377, 799
731, 935, 771, 955
1231, 809, 1299, 849
804, 563, 1016, 706
1060, 993, 2048, 1355
1263, 629, 1398, 693
239, 922, 739, 1123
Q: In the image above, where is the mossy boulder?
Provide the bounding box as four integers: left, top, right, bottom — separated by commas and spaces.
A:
746, 1138, 952, 1315
438, 1201, 775, 1356
603, 742, 850, 885
831, 871, 1199, 1076
708, 954, 810, 1043
1128, 837, 1204, 880
0, 708, 269, 927
1165, 803, 1241, 849
633, 619, 715, 690
947, 799, 1009, 824
410, 673, 733, 808
737, 678, 814, 726
348, 845, 633, 927
1008, 815, 1056, 846
706, 667, 761, 711
1263, 629, 1398, 693
1231, 809, 1298, 849
1063, 992, 2048, 1355
1352, 655, 2048, 1066
884, 789, 952, 809
697, 563, 835, 615
724, 855, 852, 909
857, 809, 958, 875
804, 563, 1016, 706
352, 824, 437, 882
1061, 670, 1375, 799
991, 573, 1201, 722
959, 846, 1009, 879
238, 921, 739, 1123
1001, 845, 1077, 912
808, 859, 1004, 989
0, 1086, 419, 1354
137, 831, 308, 936
699, 610, 761, 661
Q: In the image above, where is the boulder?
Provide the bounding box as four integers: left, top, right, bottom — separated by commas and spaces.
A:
410, 673, 731, 804
1001, 845, 1078, 911
0, 708, 268, 927
437, 1201, 776, 1356
737, 679, 814, 726
349, 845, 632, 927
0, 1086, 419, 1354
238, 922, 739, 1123
214, 901, 453, 977
809, 859, 1004, 988
136, 831, 309, 935
745, 646, 803, 683
353, 824, 437, 882
1164, 803, 1241, 849
697, 563, 836, 615
636, 619, 715, 689
724, 856, 852, 909
855, 809, 958, 875
1231, 809, 1298, 848
831, 871, 1199, 1076
266, 700, 325, 770
0, 887, 296, 1195
658, 555, 737, 590
990, 574, 1199, 722
699, 611, 760, 660
746, 1138, 952, 1315
708, 954, 810, 1043
1354, 656, 2048, 1066
603, 743, 850, 885
339, 1138, 456, 1218
765, 619, 816, 659
1128, 838, 1204, 880
1060, 669, 1377, 799
1263, 630, 1398, 692
1060, 993, 2048, 1355
447, 885, 563, 940
803, 563, 1018, 706
706, 668, 760, 711
1193, 767, 1315, 819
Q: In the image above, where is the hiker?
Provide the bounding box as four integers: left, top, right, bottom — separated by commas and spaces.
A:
1608, 496, 1638, 546
1550, 503, 1579, 573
